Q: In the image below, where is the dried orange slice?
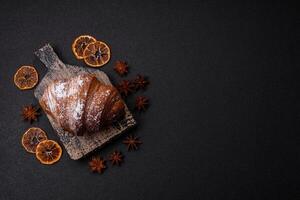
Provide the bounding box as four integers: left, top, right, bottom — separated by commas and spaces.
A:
72, 35, 96, 59
36, 140, 62, 165
83, 41, 111, 67
21, 127, 47, 153
14, 66, 38, 90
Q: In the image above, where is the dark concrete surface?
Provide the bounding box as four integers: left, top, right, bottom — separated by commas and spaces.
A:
0, 1, 298, 199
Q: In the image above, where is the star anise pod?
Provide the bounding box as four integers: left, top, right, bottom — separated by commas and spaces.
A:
134, 74, 149, 90
109, 150, 123, 166
135, 96, 149, 111
114, 60, 128, 76
123, 135, 142, 151
21, 105, 40, 123
117, 80, 135, 96
89, 156, 106, 174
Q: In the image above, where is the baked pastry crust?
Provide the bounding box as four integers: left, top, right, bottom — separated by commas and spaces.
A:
39, 74, 125, 135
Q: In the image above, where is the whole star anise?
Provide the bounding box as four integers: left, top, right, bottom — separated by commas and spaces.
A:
123, 135, 142, 151
114, 60, 128, 76
109, 150, 123, 166
135, 96, 149, 111
134, 74, 149, 90
21, 105, 40, 123
117, 80, 135, 96
89, 156, 106, 174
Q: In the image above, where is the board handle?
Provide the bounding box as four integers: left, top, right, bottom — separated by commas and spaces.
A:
34, 44, 65, 70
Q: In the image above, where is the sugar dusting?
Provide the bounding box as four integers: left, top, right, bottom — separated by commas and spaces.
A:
41, 74, 120, 135
54, 82, 67, 98
73, 100, 84, 120
78, 79, 84, 87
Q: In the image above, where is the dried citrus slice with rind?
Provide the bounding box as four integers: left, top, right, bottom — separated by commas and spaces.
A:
72, 35, 96, 59
21, 127, 47, 153
36, 140, 62, 165
83, 41, 111, 67
14, 66, 38, 90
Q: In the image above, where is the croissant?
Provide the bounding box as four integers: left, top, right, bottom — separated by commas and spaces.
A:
39, 74, 125, 135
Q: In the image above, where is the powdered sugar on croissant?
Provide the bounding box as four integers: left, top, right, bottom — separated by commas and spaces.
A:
39, 74, 125, 135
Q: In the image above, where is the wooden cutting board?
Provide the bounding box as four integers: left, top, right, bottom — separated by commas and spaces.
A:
34, 44, 136, 160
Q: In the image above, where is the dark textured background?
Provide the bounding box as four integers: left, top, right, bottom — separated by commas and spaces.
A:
0, 1, 298, 199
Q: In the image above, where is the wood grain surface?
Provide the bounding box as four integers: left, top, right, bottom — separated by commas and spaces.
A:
34, 44, 136, 160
